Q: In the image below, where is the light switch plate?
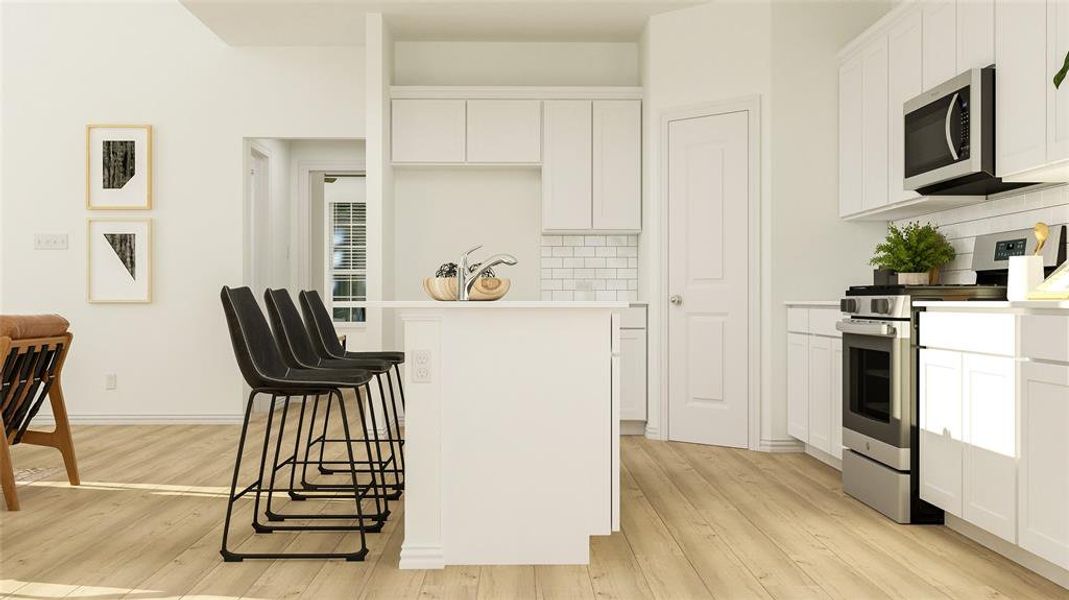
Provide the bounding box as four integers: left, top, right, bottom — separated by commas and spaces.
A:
34, 233, 68, 250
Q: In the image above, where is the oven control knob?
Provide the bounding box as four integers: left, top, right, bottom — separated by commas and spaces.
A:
872, 299, 891, 314
840, 299, 858, 313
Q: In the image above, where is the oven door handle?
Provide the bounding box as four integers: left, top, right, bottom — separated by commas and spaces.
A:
836, 320, 897, 337
945, 92, 960, 161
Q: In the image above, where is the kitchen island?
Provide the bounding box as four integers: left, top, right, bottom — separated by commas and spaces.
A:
365, 301, 626, 569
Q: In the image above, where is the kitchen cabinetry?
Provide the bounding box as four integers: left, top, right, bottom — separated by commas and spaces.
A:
957, 0, 995, 69
862, 38, 889, 211
923, 1, 958, 89
466, 100, 541, 163
786, 304, 844, 465
619, 328, 647, 422
962, 352, 1017, 542
994, 0, 1047, 179
888, 11, 923, 205
592, 101, 641, 231
839, 55, 864, 217
392, 99, 467, 163
919, 348, 965, 517
543, 100, 593, 230
1018, 360, 1069, 569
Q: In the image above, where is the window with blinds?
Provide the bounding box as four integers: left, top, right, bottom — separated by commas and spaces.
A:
326, 176, 367, 323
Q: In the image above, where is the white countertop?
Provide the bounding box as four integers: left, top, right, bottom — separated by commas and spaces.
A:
784, 300, 841, 307
915, 300, 1069, 310
359, 300, 630, 309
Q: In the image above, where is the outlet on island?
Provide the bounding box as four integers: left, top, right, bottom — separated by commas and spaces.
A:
412, 349, 432, 383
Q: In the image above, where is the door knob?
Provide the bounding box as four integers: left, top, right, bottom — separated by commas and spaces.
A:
669, 295, 683, 306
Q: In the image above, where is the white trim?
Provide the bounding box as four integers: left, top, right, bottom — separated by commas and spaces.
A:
399, 544, 444, 570
758, 438, 804, 453
657, 96, 763, 451
837, 0, 918, 59
946, 514, 1069, 590
294, 159, 365, 291
32, 414, 244, 425
244, 140, 273, 289
804, 444, 843, 470
390, 86, 643, 100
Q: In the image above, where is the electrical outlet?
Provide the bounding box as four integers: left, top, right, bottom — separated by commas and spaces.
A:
412, 349, 431, 382
34, 233, 68, 250
104, 373, 117, 390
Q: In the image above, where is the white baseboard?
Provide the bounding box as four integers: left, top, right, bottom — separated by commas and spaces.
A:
33, 414, 244, 425
946, 514, 1069, 591
804, 444, 842, 471
620, 420, 646, 435
644, 424, 664, 440
758, 438, 804, 453
399, 544, 444, 570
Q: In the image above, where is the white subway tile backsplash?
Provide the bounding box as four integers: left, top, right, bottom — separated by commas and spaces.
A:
540, 234, 640, 302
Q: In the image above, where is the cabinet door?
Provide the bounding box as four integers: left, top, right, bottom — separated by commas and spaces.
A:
958, 0, 995, 70
391, 99, 466, 163
919, 348, 964, 517
862, 37, 889, 211
807, 336, 833, 454
1018, 361, 1069, 569
831, 338, 844, 460
542, 100, 593, 231
592, 100, 641, 231
962, 354, 1017, 543
923, 2, 959, 89
888, 11, 923, 204
839, 55, 864, 217
619, 329, 647, 421
466, 100, 541, 163
995, 0, 1047, 177
787, 333, 809, 441
1048, 0, 1069, 164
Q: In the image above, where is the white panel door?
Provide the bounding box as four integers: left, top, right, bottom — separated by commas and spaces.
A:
1018, 361, 1069, 569
962, 353, 1017, 543
807, 335, 833, 454
839, 54, 864, 217
466, 100, 541, 163
831, 337, 844, 460
667, 110, 750, 448
542, 100, 593, 231
619, 328, 647, 421
1048, 0, 1069, 164
919, 348, 964, 517
888, 10, 923, 204
862, 37, 889, 211
923, 1, 959, 89
391, 99, 466, 163
995, 0, 1048, 177
958, 0, 995, 70
592, 100, 642, 231
787, 333, 809, 442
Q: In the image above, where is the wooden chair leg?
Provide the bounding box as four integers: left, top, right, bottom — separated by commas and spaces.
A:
0, 423, 20, 511
48, 382, 79, 486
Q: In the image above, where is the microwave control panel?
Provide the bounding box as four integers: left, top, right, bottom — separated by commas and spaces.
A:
994, 238, 1027, 261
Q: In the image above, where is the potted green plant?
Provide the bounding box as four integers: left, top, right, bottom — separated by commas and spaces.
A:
870, 222, 956, 285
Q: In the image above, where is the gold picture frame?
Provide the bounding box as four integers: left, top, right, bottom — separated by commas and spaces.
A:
85, 124, 153, 210
87, 218, 153, 303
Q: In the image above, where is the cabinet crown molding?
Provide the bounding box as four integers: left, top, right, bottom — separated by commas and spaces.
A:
390, 86, 643, 100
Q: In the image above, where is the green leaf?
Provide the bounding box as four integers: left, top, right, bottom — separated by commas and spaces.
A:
1055, 50, 1069, 89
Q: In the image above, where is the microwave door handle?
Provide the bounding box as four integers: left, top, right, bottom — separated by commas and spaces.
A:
945, 92, 960, 161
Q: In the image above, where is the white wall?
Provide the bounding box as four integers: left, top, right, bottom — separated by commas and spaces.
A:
0, 1, 365, 420
393, 41, 640, 86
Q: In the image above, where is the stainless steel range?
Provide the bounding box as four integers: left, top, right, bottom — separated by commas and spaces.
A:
837, 227, 1065, 524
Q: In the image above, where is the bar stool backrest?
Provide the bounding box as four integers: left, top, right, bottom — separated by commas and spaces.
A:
263, 289, 323, 369
298, 290, 346, 359
0, 333, 70, 443
220, 286, 290, 389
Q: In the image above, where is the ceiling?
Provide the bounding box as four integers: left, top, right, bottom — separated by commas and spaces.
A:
180, 0, 702, 45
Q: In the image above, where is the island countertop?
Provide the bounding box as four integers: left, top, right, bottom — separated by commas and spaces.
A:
358, 300, 630, 309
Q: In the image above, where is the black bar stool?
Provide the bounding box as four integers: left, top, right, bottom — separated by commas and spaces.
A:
219, 286, 382, 562
263, 289, 402, 507
298, 290, 406, 491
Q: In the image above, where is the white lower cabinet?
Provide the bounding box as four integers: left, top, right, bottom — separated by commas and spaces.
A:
786, 305, 844, 463
807, 336, 833, 454
787, 332, 809, 441
619, 328, 647, 421
1018, 360, 1069, 569
919, 348, 965, 517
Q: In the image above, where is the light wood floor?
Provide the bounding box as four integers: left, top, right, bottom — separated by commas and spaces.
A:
1, 421, 1066, 599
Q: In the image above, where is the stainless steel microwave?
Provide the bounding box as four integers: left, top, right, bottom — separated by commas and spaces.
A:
903, 67, 1029, 196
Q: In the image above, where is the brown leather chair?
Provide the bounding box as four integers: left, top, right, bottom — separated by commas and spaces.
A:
0, 314, 79, 510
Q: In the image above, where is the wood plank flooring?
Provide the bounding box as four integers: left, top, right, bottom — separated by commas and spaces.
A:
1, 422, 1065, 599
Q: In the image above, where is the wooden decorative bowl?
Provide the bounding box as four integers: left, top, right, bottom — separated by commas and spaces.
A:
422, 277, 511, 301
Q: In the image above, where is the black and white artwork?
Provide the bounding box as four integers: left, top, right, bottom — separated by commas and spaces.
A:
88, 219, 151, 303
87, 125, 152, 209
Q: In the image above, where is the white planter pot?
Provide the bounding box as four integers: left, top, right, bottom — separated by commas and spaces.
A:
897, 272, 929, 285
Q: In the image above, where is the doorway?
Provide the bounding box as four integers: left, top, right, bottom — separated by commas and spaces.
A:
664, 102, 759, 448
245, 146, 271, 293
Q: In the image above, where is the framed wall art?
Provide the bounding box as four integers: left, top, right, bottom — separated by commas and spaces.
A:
87, 218, 152, 303
86, 124, 152, 209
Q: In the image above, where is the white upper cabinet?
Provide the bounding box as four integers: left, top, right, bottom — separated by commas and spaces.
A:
1047, 0, 1069, 165
465, 100, 541, 163
839, 55, 864, 217
592, 100, 642, 231
392, 99, 467, 163
995, 0, 1053, 178
888, 11, 923, 204
862, 37, 890, 211
923, 1, 960, 88
958, 0, 996, 69
542, 100, 593, 231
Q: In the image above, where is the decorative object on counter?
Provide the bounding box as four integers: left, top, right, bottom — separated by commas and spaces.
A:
424, 252, 515, 302
1033, 222, 1050, 256
86, 124, 152, 209
872, 268, 896, 286
869, 222, 955, 286
1008, 222, 1051, 301
423, 276, 458, 301
456, 245, 517, 301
